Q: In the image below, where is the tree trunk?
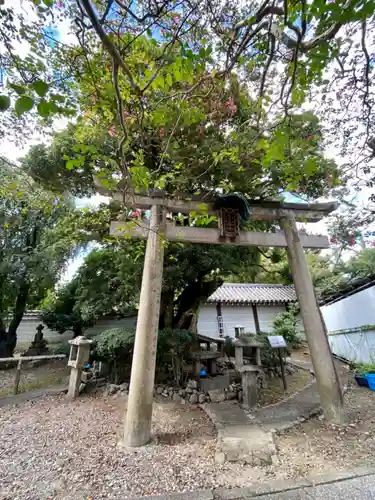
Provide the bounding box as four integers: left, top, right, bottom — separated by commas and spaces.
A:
173, 278, 222, 328
0, 227, 38, 358
0, 329, 15, 358
72, 326, 83, 338
158, 291, 174, 329
0, 280, 30, 358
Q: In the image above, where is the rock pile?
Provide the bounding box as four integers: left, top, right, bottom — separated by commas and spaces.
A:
154, 379, 210, 404
102, 363, 300, 404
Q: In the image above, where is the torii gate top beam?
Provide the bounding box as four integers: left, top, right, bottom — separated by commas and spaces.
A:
113, 192, 338, 222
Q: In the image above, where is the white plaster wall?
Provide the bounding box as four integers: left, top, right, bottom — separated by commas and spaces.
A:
197, 304, 220, 338
16, 315, 138, 346
321, 285, 375, 332
221, 305, 256, 337
329, 330, 375, 364
197, 304, 293, 338
257, 305, 286, 332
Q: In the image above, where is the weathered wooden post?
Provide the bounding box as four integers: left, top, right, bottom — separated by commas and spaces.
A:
281, 216, 344, 423
14, 358, 22, 395
121, 205, 165, 448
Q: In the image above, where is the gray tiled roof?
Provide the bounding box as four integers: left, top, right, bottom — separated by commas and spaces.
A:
207, 283, 297, 305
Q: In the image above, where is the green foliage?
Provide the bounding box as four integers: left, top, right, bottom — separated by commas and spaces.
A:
156, 327, 195, 365
351, 361, 375, 375
0, 95, 10, 111
93, 327, 136, 383
0, 162, 81, 356
62, 241, 260, 331
40, 280, 94, 337
256, 334, 284, 369
93, 327, 195, 383
1, 0, 374, 196
15, 96, 34, 116
94, 327, 136, 361
20, 123, 114, 197
50, 342, 70, 357
345, 249, 375, 280
271, 305, 302, 349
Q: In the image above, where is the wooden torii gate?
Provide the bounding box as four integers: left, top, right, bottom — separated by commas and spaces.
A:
110, 193, 344, 448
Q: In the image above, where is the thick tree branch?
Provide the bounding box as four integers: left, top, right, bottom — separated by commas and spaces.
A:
79, 0, 141, 94
114, 0, 169, 24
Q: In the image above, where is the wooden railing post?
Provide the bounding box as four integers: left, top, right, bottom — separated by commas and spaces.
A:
14, 359, 22, 395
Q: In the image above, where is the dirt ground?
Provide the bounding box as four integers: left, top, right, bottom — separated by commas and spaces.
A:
258, 368, 312, 406
0, 360, 69, 397
275, 382, 375, 477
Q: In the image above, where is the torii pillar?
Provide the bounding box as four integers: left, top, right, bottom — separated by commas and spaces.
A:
281, 216, 344, 423
121, 205, 165, 447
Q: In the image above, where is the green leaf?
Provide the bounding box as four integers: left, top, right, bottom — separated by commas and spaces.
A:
50, 93, 66, 103
37, 99, 51, 117
15, 96, 34, 116
0, 95, 10, 111
9, 83, 26, 96
42, 0, 53, 5
166, 73, 173, 87
291, 88, 305, 106
32, 80, 49, 97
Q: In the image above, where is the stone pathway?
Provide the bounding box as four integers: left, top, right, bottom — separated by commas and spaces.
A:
203, 359, 350, 465
135, 468, 375, 499
203, 402, 277, 466
253, 380, 319, 432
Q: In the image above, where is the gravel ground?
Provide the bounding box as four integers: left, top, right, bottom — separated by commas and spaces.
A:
274, 382, 375, 477
2, 379, 375, 499
0, 361, 69, 397
0, 393, 265, 499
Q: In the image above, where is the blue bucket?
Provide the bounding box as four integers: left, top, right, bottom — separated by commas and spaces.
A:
366, 373, 375, 391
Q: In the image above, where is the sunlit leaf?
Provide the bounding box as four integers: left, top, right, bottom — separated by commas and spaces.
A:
37, 99, 51, 117
32, 80, 49, 97
15, 96, 34, 116
9, 83, 26, 96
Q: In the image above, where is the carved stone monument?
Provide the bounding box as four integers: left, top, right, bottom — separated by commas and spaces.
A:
24, 324, 49, 356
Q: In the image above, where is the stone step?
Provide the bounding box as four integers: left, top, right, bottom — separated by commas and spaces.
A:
203, 401, 253, 428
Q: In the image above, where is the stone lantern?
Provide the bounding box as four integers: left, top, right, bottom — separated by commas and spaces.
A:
233, 335, 263, 410
67, 336, 92, 399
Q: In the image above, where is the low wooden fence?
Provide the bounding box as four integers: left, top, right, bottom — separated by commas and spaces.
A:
0, 355, 67, 395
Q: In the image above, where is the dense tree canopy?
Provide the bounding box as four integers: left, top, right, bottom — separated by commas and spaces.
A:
43, 240, 263, 334
21, 124, 98, 197
0, 162, 79, 356
1, 0, 374, 198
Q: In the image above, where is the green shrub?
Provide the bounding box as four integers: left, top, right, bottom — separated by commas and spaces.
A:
351, 361, 375, 375
50, 342, 70, 357
271, 304, 302, 349
224, 336, 235, 358
93, 328, 136, 383
255, 333, 287, 368
157, 328, 196, 385
93, 327, 195, 384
